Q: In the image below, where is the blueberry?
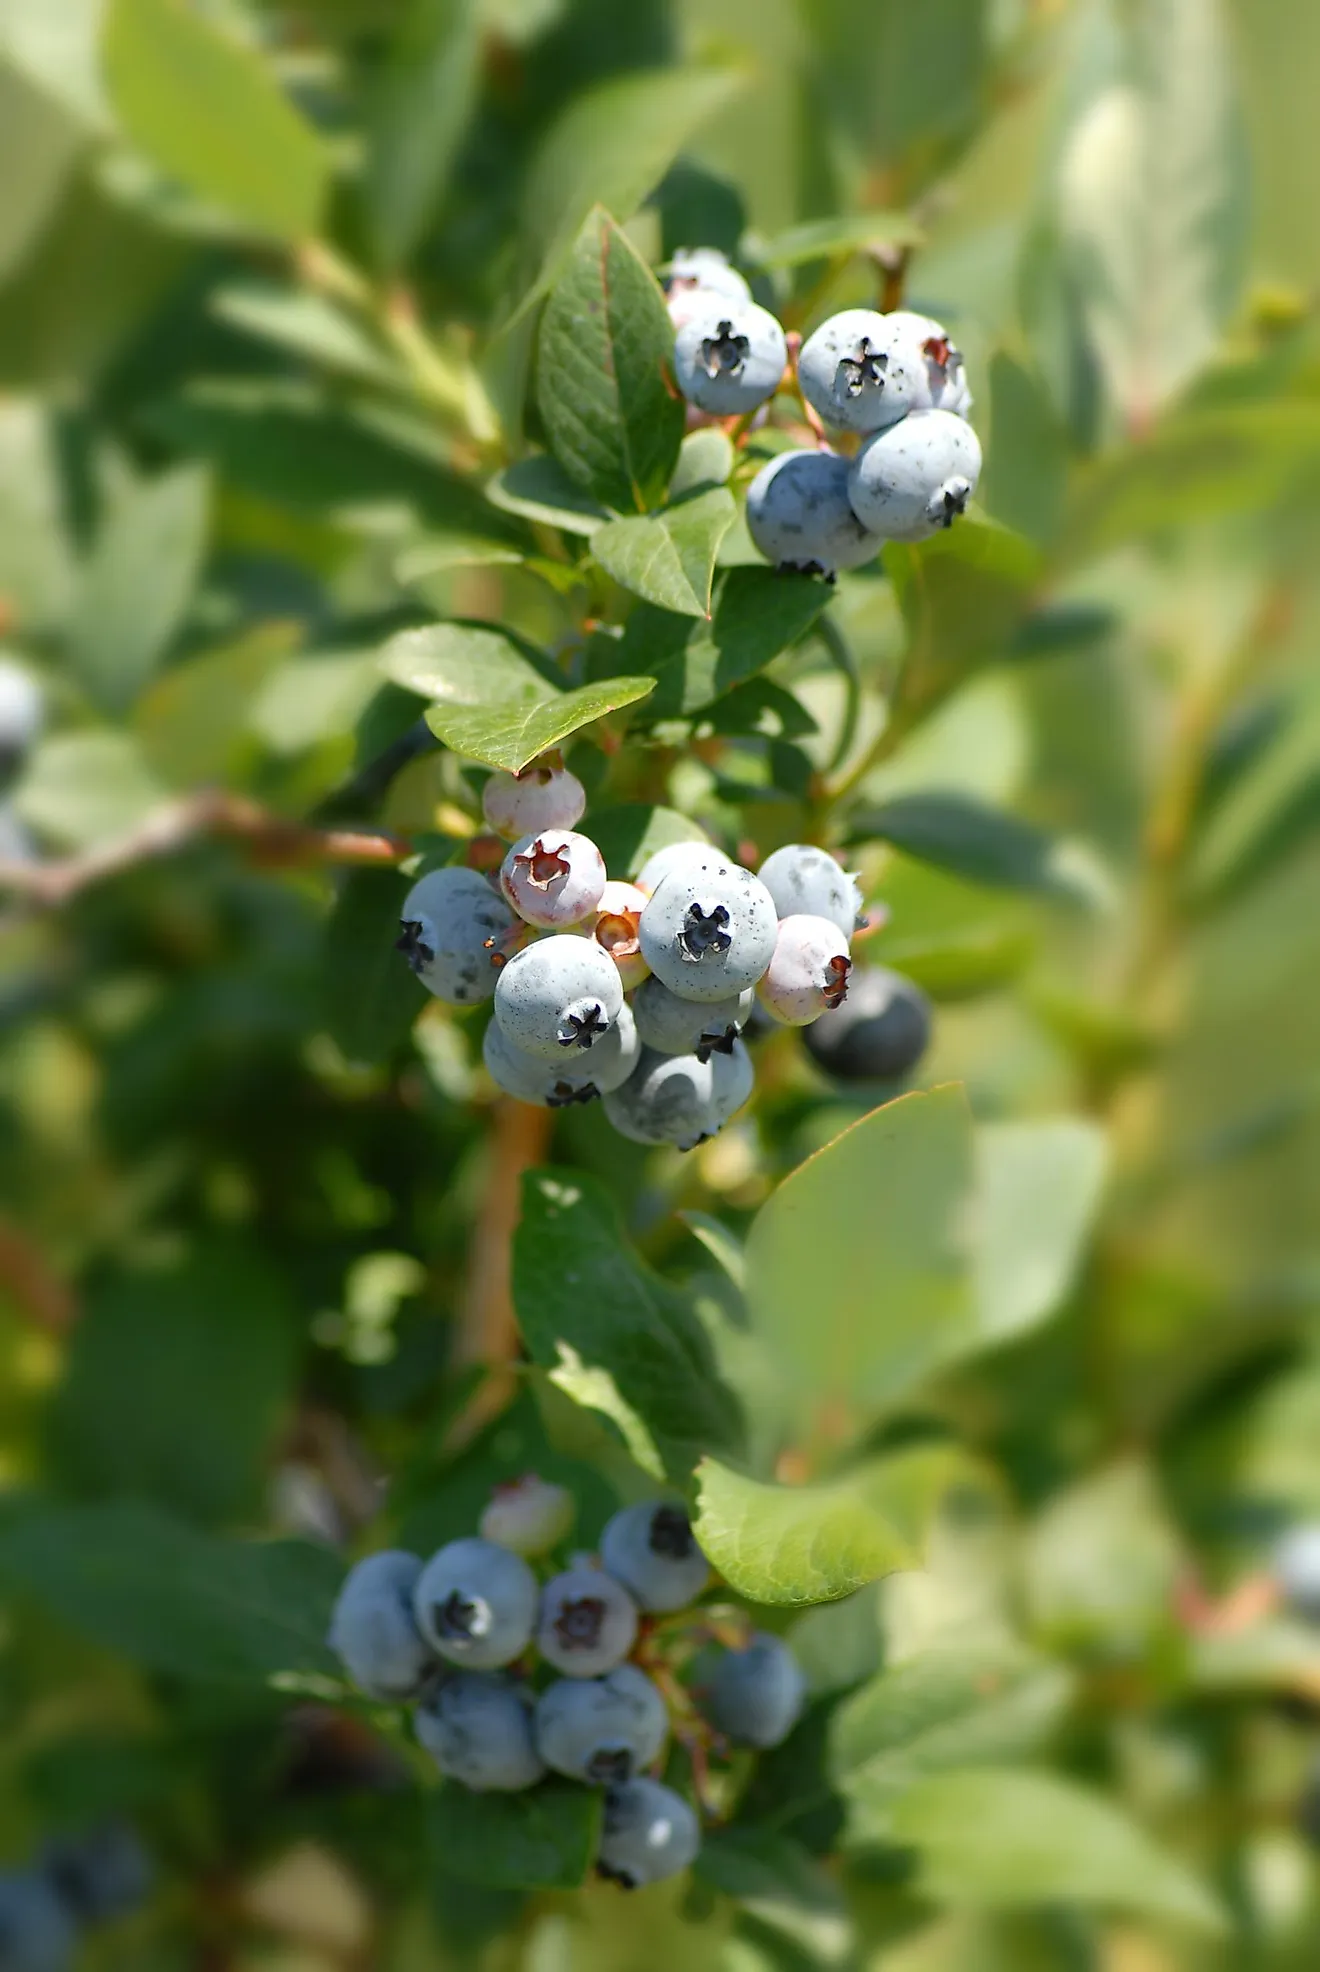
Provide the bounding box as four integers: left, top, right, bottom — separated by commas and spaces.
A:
847, 408, 982, 543
328, 1550, 437, 1700
537, 1564, 639, 1677
1274, 1524, 1320, 1622
600, 1501, 711, 1613
638, 856, 778, 1004
493, 935, 624, 1063
535, 1664, 668, 1783
414, 1673, 546, 1791
635, 838, 714, 897
41, 1824, 151, 1925
479, 1474, 575, 1556
757, 913, 853, 1026
666, 248, 752, 309
757, 844, 863, 938
797, 308, 919, 436
482, 760, 586, 841
500, 828, 607, 930
883, 310, 972, 417
803, 965, 931, 1082
674, 296, 787, 417
746, 449, 883, 578
0, 1871, 77, 1972
589, 880, 651, 992
705, 1039, 754, 1136
701, 1632, 805, 1748
632, 976, 754, 1061
602, 1048, 716, 1152
597, 1778, 701, 1889
397, 867, 517, 1007
483, 1001, 639, 1107
413, 1537, 538, 1670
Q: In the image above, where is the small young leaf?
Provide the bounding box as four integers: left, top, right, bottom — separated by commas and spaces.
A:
536, 207, 685, 515
69, 464, 210, 712
485, 454, 609, 535
102, 0, 328, 241
669, 426, 734, 500
428, 1781, 601, 1891
694, 1445, 960, 1606
591, 488, 736, 617
380, 621, 654, 772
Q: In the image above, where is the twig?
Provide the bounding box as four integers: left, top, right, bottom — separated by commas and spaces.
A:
0, 1217, 75, 1332
0, 791, 409, 910
445, 1098, 553, 1450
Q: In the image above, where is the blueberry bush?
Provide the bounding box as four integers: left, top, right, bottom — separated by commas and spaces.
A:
1, 0, 1320, 1965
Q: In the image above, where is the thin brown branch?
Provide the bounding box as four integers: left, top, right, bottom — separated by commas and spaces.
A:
445, 1097, 552, 1451
0, 791, 409, 910
0, 1217, 75, 1332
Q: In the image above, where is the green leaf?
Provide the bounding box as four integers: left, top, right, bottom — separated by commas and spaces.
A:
828, 1646, 1074, 1843
693, 1445, 960, 1607
102, 0, 328, 241
973, 1121, 1107, 1346
619, 567, 831, 718
69, 464, 210, 712
885, 517, 1042, 706
582, 805, 708, 881
364, 0, 481, 272
0, 0, 109, 126
1189, 681, 1320, 900
211, 282, 402, 389
1061, 402, 1320, 563
1056, 0, 1248, 426
696, 1829, 852, 1963
48, 1243, 299, 1527
513, 1170, 742, 1485
14, 731, 165, 850
0, 1498, 339, 1685
135, 622, 297, 787
850, 793, 1110, 905
516, 68, 742, 314
591, 488, 736, 617
485, 454, 609, 536
985, 352, 1068, 547
669, 427, 734, 500
889, 1767, 1225, 1931
536, 207, 685, 514
428, 1780, 601, 1891
380, 621, 654, 773
1024, 1461, 1183, 1654
323, 867, 427, 1066
0, 56, 84, 284
748, 210, 924, 268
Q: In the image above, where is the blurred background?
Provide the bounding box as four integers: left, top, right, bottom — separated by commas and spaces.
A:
2, 0, 1320, 1965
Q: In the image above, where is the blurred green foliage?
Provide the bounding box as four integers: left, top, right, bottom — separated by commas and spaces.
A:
0, 0, 1319, 1966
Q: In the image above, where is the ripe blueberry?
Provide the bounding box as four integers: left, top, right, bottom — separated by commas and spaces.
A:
597, 1778, 701, 1888
638, 856, 778, 1004
412, 1537, 538, 1670
798, 308, 919, 435
632, 976, 754, 1061
600, 1501, 711, 1613
635, 838, 714, 897
535, 1663, 668, 1784
757, 843, 863, 938
414, 1672, 546, 1791
674, 296, 787, 417
536, 1563, 639, 1677
327, 1550, 437, 1701
803, 965, 931, 1082
483, 1001, 638, 1107
701, 1632, 805, 1749
397, 867, 518, 1007
847, 408, 982, 542
746, 449, 883, 578
493, 935, 624, 1063
0, 1870, 77, 1972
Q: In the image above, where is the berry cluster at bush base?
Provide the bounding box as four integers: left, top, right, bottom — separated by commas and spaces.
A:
661, 252, 980, 579
396, 761, 931, 1130
328, 1478, 806, 1888
0, 1824, 151, 1972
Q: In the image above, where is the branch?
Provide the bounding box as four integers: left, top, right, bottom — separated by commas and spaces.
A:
0, 791, 410, 910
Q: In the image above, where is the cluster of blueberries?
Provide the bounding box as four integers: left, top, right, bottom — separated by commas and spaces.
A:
397, 760, 929, 1140
666, 247, 980, 578
0, 1825, 151, 1972
328, 1478, 804, 1888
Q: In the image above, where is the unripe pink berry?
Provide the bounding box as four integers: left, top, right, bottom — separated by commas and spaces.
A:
500, 829, 607, 929
479, 1474, 575, 1556
757, 914, 852, 1025
589, 880, 650, 991
482, 760, 586, 841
